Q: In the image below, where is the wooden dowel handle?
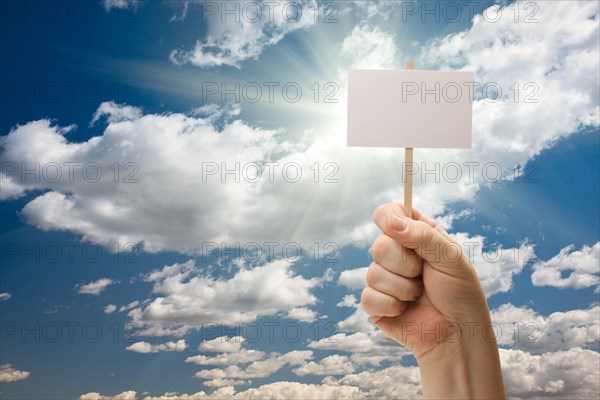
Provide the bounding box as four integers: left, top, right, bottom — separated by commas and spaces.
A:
404, 61, 415, 218
404, 147, 413, 219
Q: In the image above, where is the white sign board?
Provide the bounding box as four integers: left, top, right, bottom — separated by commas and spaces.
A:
347, 69, 474, 148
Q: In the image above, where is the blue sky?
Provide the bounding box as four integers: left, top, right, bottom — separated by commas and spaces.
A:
1, 1, 599, 399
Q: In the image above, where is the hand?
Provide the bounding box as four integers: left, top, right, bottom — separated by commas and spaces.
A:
361, 203, 506, 399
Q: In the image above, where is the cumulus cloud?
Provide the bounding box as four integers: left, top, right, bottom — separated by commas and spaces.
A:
187, 336, 265, 366
293, 354, 355, 376
336, 294, 358, 308
500, 347, 600, 399
79, 348, 600, 399
0, 1, 597, 271
285, 307, 317, 322
422, 1, 599, 168
0, 364, 31, 382
104, 304, 117, 314
194, 350, 313, 387
324, 364, 422, 399
491, 303, 600, 353
126, 259, 324, 336
2, 103, 395, 253
170, 1, 317, 68
337, 268, 367, 291
340, 25, 398, 69
142, 382, 364, 399
78, 391, 137, 400
198, 336, 246, 353
451, 232, 534, 297
77, 278, 115, 295
91, 101, 142, 125
126, 339, 187, 354
309, 295, 409, 366
0, 292, 11, 301
186, 350, 265, 367
531, 242, 600, 290
119, 301, 140, 313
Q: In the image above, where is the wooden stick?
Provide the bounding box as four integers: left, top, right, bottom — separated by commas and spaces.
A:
404, 61, 415, 218
404, 147, 413, 218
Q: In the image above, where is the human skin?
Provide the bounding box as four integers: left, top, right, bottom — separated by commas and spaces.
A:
361, 203, 506, 399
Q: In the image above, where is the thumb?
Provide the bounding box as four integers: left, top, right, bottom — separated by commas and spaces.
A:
385, 214, 465, 276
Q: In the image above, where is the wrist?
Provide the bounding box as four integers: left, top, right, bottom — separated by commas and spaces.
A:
416, 320, 506, 400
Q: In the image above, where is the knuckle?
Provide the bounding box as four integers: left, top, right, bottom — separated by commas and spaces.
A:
360, 288, 375, 312
370, 236, 388, 262
418, 222, 434, 245
365, 263, 379, 287
372, 204, 386, 223
405, 262, 421, 278
384, 295, 398, 313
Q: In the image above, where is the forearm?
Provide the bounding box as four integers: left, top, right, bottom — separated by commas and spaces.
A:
416, 321, 506, 399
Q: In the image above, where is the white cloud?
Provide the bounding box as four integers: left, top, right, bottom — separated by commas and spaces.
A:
531, 242, 600, 290
285, 307, 317, 322
170, 1, 317, 68
3, 105, 384, 253
126, 339, 187, 354
337, 268, 367, 291
203, 379, 250, 388
91, 101, 142, 125
187, 336, 265, 366
104, 304, 117, 314
198, 336, 246, 353
194, 350, 313, 386
127, 259, 324, 336
422, 1, 599, 169
309, 295, 409, 366
77, 278, 115, 295
325, 347, 600, 399
324, 364, 422, 399
337, 305, 374, 335
190, 103, 240, 122
0, 2, 598, 267
451, 233, 533, 297
78, 348, 600, 399
500, 347, 600, 399
340, 25, 398, 69
491, 303, 600, 353
0, 364, 30, 382
119, 301, 140, 313
186, 350, 265, 366
293, 354, 355, 376
102, 0, 138, 12
0, 292, 11, 301
0, 172, 24, 200
336, 294, 358, 308
142, 382, 364, 399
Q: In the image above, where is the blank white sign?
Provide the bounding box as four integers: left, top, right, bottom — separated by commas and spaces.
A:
347, 69, 473, 148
